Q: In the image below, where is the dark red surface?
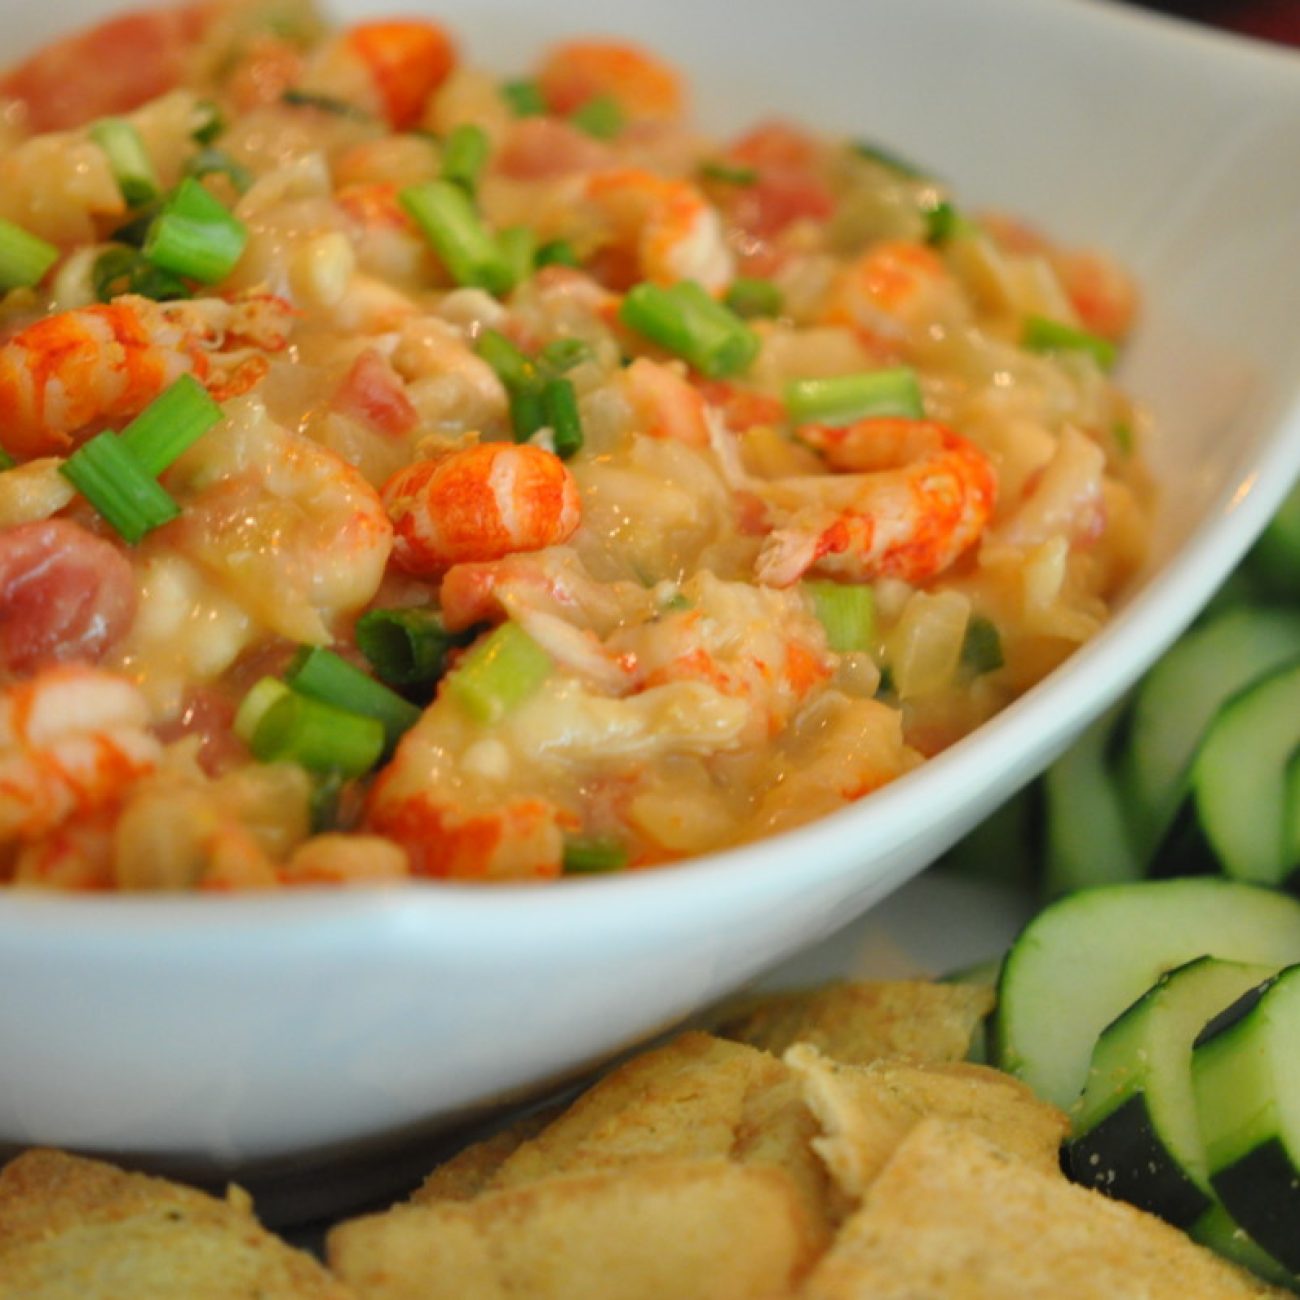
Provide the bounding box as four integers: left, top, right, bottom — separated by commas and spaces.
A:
1129, 0, 1300, 45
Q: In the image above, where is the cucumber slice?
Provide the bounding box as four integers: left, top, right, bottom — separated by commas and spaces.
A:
1190, 1203, 1297, 1290
991, 878, 1300, 1109
1191, 660, 1300, 885
1123, 606, 1300, 859
1192, 963, 1300, 1272
1068, 956, 1273, 1226
1042, 701, 1140, 898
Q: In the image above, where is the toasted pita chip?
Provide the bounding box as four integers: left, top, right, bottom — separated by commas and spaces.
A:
786, 1043, 1068, 1198
0, 1148, 351, 1300
330, 1158, 819, 1300
715, 980, 993, 1066
411, 1106, 561, 1204
477, 1031, 840, 1243
797, 1120, 1284, 1300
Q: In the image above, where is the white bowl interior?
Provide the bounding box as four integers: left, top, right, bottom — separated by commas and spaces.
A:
2, 0, 1299, 1198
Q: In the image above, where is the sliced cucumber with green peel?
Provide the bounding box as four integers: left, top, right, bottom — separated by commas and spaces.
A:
1193, 964, 1300, 1273
1042, 701, 1140, 898
1123, 606, 1300, 859
1191, 660, 1300, 885
992, 878, 1300, 1109
1190, 1203, 1297, 1290
1068, 956, 1273, 1226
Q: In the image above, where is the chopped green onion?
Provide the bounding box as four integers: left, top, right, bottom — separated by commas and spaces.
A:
699, 160, 759, 186
852, 140, 928, 178
111, 202, 162, 249
542, 376, 583, 459
399, 179, 513, 295
93, 246, 191, 302
251, 690, 386, 777
501, 78, 546, 117
536, 238, 579, 269
356, 606, 466, 688
562, 835, 629, 874
192, 99, 225, 145
805, 580, 876, 654
117, 374, 223, 476
498, 225, 537, 287
785, 367, 924, 426
1113, 421, 1134, 455
440, 123, 491, 194
1023, 314, 1117, 371
875, 664, 896, 698
961, 616, 1004, 674
923, 200, 972, 246
89, 118, 161, 208
447, 622, 552, 725
280, 88, 373, 121
59, 432, 180, 544
569, 94, 624, 140
143, 178, 248, 284
477, 328, 547, 440
724, 276, 783, 320
619, 280, 760, 379
308, 770, 348, 833
0, 447, 15, 471
233, 676, 292, 745
539, 337, 593, 374
0, 218, 58, 290
284, 645, 422, 752
184, 147, 254, 195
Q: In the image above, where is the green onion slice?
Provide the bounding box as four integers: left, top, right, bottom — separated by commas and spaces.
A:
251, 691, 386, 777
619, 280, 760, 380
785, 367, 924, 426
542, 375, 583, 460
447, 622, 552, 725
0, 447, 16, 471
59, 432, 180, 544
562, 835, 629, 875
536, 238, 580, 269
961, 616, 1004, 675
143, 177, 248, 284
852, 139, 929, 178
441, 122, 491, 193
539, 337, 594, 374
1022, 315, 1117, 371
280, 88, 373, 121
184, 147, 254, 195
191, 99, 225, 145
501, 78, 546, 117
355, 607, 466, 688
806, 580, 876, 654
118, 373, 223, 476
498, 225, 537, 287
724, 276, 783, 320
284, 645, 422, 752
93, 246, 191, 303
570, 94, 624, 140
699, 160, 759, 186
233, 676, 293, 746
0, 218, 58, 291
89, 118, 161, 208
399, 179, 513, 296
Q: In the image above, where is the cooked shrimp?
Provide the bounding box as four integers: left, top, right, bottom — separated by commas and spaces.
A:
382, 442, 581, 577
163, 396, 393, 644
0, 294, 294, 459
537, 40, 684, 123
0, 665, 160, 843
620, 357, 711, 447
754, 418, 997, 587
584, 168, 733, 293
821, 239, 967, 349
299, 19, 456, 130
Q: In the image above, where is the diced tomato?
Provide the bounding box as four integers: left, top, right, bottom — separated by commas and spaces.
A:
331, 348, 419, 437
0, 5, 212, 131
345, 19, 456, 130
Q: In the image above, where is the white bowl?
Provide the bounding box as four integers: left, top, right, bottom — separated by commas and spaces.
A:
2, 0, 1299, 1212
